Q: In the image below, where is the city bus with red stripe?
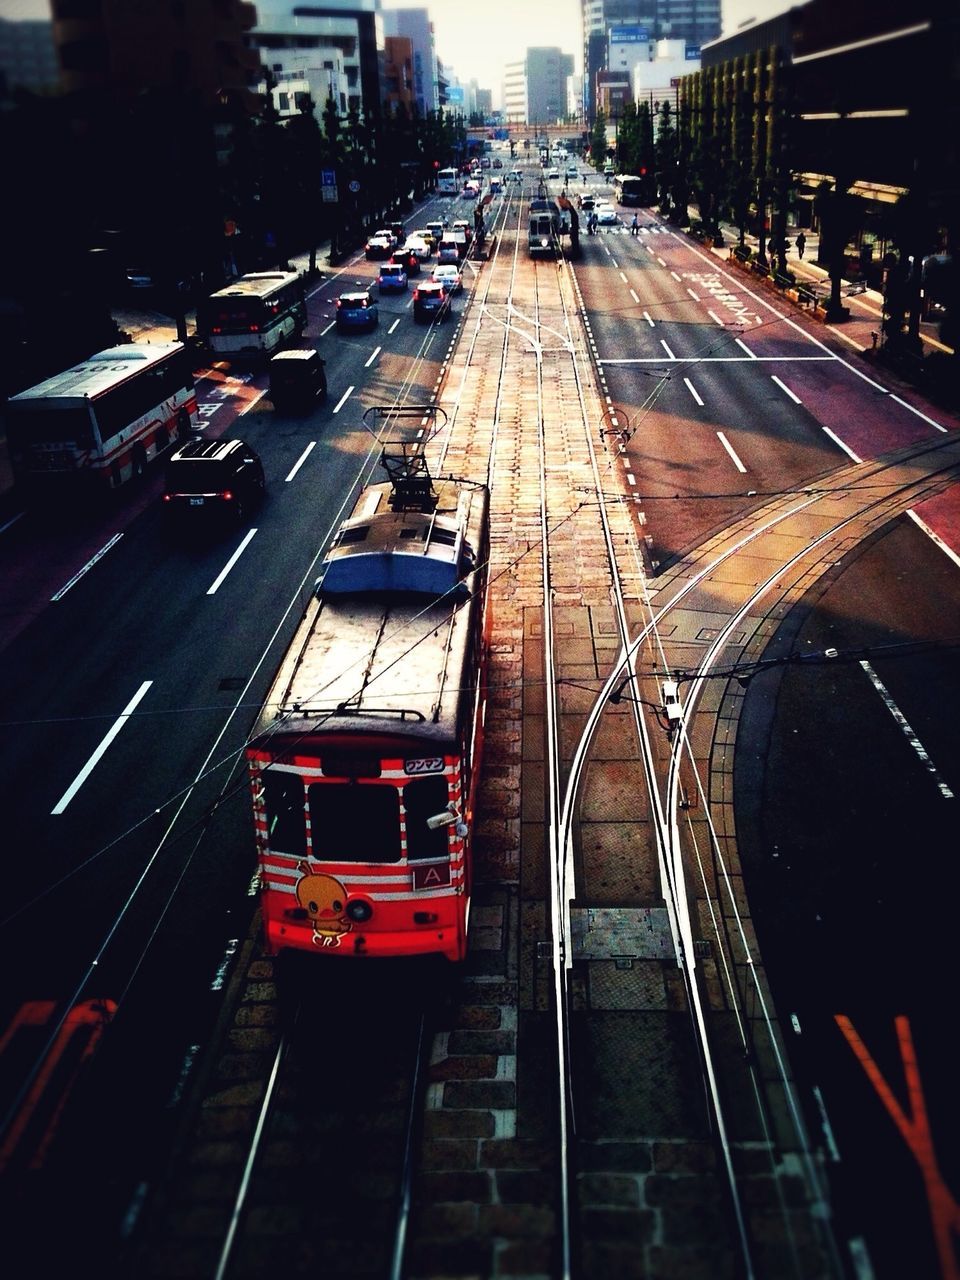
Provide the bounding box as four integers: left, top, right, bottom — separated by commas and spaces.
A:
5, 342, 199, 497
247, 464, 490, 961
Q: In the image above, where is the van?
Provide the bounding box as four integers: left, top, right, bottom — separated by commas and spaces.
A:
437, 232, 467, 263
269, 348, 327, 413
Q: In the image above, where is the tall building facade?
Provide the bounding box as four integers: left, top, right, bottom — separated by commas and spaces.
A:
382, 7, 438, 115
503, 48, 575, 126
582, 0, 720, 121
51, 0, 261, 110
250, 0, 383, 117
0, 17, 59, 95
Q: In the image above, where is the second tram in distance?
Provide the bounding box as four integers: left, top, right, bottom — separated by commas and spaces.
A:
247, 463, 490, 961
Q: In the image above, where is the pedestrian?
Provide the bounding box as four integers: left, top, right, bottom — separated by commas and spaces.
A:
590, 211, 598, 235
630, 213, 639, 236
796, 230, 806, 259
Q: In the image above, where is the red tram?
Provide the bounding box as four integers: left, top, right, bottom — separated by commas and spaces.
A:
247, 465, 490, 960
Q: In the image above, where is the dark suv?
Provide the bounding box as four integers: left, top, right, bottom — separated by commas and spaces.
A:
163, 438, 265, 521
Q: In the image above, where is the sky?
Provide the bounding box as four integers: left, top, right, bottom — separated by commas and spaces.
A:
2, 0, 794, 101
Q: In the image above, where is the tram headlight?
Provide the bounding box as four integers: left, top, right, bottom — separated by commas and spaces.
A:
346, 898, 373, 923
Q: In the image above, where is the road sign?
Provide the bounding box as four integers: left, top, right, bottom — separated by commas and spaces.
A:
321, 169, 336, 187
348, 179, 361, 193
321, 187, 338, 203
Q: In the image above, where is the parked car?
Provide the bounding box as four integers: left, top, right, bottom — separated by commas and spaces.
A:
268, 348, 327, 413
377, 262, 408, 293
432, 264, 463, 294
364, 233, 393, 260
163, 438, 265, 522
335, 289, 379, 331
413, 280, 451, 323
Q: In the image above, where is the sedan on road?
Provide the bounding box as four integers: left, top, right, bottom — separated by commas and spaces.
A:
377, 263, 408, 293
364, 233, 393, 260
595, 202, 620, 226
403, 235, 432, 261
336, 290, 379, 331
432, 264, 463, 295
413, 280, 451, 323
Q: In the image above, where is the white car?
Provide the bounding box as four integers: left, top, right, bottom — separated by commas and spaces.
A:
403, 236, 432, 261
566, 165, 579, 179
432, 264, 463, 294
595, 203, 619, 226
547, 169, 561, 180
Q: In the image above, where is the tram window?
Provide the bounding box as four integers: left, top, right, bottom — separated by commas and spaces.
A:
262, 770, 306, 857
404, 775, 450, 860
309, 783, 401, 862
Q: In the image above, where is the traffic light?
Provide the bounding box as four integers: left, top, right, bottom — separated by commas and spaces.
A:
433, 160, 439, 169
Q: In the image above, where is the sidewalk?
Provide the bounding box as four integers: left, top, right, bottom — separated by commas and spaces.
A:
704, 216, 953, 362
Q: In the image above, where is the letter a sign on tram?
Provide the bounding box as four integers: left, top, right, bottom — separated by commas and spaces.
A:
412, 863, 451, 890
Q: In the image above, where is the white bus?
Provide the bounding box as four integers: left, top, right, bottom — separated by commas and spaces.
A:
437, 167, 459, 196
198, 271, 306, 358
6, 342, 199, 496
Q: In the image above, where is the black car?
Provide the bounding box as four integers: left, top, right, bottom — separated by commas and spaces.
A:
163, 438, 265, 521
269, 348, 327, 413
413, 280, 451, 323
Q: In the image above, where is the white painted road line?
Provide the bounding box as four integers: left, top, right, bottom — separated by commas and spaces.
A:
660, 339, 676, 360
687, 288, 701, 301
320, 320, 336, 336
771, 375, 802, 404
822, 426, 862, 462
717, 431, 747, 472
630, 289, 640, 303
657, 257, 667, 266
734, 337, 757, 358
907, 509, 960, 572
684, 377, 704, 407
285, 442, 316, 482
51, 533, 124, 601
333, 385, 354, 413
889, 395, 947, 433
238, 387, 268, 416
670, 270, 682, 282
206, 528, 258, 596
364, 345, 382, 368
707, 309, 725, 326
643, 311, 655, 327
388, 318, 401, 334
0, 511, 25, 536
52, 680, 153, 814
619, 271, 629, 283
610, 258, 619, 269
860, 659, 954, 798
